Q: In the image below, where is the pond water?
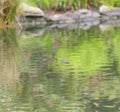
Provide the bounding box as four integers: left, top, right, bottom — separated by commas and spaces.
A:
0, 25, 120, 112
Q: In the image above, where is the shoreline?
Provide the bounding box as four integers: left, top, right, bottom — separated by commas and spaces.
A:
17, 4, 120, 30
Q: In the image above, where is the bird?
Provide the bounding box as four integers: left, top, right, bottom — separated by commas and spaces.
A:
60, 60, 70, 64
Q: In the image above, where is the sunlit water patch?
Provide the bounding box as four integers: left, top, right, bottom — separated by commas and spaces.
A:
0, 26, 120, 112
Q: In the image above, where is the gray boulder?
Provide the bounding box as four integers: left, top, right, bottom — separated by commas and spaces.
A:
18, 4, 47, 29
99, 5, 110, 13
20, 3, 45, 17
99, 5, 120, 17
65, 9, 100, 19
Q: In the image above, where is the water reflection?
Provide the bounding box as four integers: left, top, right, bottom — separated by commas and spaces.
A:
0, 28, 20, 111
0, 26, 120, 112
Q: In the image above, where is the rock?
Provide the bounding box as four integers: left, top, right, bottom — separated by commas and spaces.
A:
99, 5, 120, 18
109, 8, 120, 16
99, 5, 110, 13
48, 14, 75, 24
18, 4, 120, 30
19, 17, 47, 30
79, 9, 90, 14
20, 3, 45, 16
18, 4, 48, 29
47, 9, 100, 24
65, 9, 100, 20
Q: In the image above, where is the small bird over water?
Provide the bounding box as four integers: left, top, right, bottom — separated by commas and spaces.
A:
60, 60, 70, 64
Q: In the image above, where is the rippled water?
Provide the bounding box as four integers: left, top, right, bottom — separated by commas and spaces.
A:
0, 25, 120, 112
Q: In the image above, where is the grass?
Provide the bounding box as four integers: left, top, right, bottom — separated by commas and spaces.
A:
23, 0, 120, 11
0, 0, 20, 26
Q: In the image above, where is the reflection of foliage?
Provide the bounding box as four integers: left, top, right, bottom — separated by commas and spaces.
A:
0, 28, 19, 85
16, 26, 120, 112
0, 28, 19, 79
55, 37, 108, 75
47, 28, 108, 76
0, 28, 20, 111
0, 28, 19, 45
20, 26, 120, 76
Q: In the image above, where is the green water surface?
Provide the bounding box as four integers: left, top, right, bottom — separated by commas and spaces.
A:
0, 25, 120, 112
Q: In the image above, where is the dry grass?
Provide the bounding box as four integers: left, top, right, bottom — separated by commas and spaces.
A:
0, 0, 19, 26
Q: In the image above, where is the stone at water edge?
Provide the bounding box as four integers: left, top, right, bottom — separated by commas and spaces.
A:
99, 5, 112, 17
20, 3, 45, 16
18, 3, 47, 29
99, 5, 120, 17
99, 5, 111, 13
